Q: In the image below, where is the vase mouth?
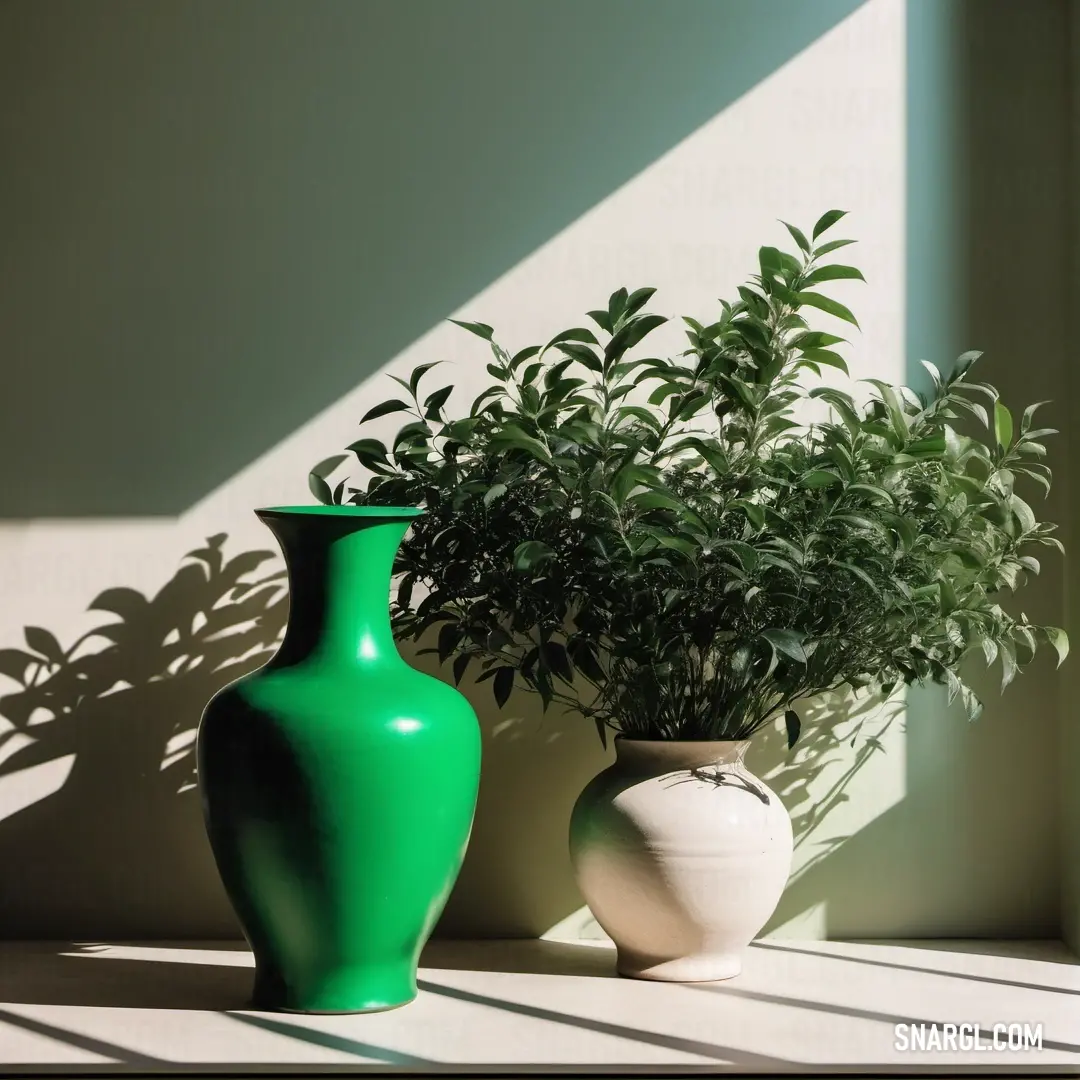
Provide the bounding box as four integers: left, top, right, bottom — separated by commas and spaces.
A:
614, 736, 750, 769
255, 505, 425, 520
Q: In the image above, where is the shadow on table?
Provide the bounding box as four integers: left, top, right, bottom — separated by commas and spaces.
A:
0, 944, 794, 1068
0, 943, 252, 1010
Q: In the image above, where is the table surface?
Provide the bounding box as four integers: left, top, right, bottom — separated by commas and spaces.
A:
0, 937, 1076, 1072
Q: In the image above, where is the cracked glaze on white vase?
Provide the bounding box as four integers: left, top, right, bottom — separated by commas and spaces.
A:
569, 737, 793, 982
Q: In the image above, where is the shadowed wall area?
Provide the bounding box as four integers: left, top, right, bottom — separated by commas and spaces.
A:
757, 0, 1074, 942
0, 0, 864, 518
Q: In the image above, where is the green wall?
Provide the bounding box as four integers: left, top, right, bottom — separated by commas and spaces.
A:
0, 0, 863, 518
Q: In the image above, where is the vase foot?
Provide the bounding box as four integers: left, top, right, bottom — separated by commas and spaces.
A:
616, 950, 742, 982
254, 998, 417, 1015
250, 966, 417, 1013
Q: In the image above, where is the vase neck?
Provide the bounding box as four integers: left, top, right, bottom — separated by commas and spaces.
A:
260, 511, 412, 669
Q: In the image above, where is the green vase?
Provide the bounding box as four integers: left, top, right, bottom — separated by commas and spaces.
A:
197, 505, 480, 1013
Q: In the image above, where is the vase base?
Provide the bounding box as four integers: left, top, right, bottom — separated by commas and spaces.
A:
250, 968, 417, 1014
616, 951, 742, 982
252, 997, 417, 1015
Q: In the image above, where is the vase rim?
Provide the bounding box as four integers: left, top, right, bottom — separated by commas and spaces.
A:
256, 504, 425, 519
613, 736, 750, 768
614, 736, 750, 746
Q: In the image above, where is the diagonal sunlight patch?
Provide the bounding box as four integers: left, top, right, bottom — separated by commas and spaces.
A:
0, 0, 905, 940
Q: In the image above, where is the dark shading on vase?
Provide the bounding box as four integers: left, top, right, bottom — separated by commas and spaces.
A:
197, 506, 481, 1013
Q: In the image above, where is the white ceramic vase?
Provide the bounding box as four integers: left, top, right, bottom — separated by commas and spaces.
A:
569, 737, 793, 982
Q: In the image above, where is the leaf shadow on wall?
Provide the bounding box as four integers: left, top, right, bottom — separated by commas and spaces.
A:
0, 534, 610, 940
752, 688, 904, 934
0, 535, 288, 939
0, 531, 899, 943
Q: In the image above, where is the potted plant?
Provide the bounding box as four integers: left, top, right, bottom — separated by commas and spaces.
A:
311, 211, 1067, 982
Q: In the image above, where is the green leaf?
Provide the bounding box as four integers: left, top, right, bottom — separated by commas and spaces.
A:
630, 491, 684, 513
1000, 641, 1018, 690
798, 348, 848, 374
994, 400, 1014, 450
784, 709, 802, 750
543, 641, 574, 683
493, 666, 515, 708
489, 427, 552, 463
568, 638, 606, 685
719, 373, 758, 413
1045, 627, 1069, 667
1020, 400, 1050, 434
512, 540, 555, 572
624, 287, 658, 317
604, 314, 668, 365
347, 438, 394, 474
616, 405, 664, 431
781, 221, 811, 254
919, 360, 943, 392
1010, 494, 1036, 534
544, 327, 599, 350
360, 399, 411, 424
309, 455, 347, 502
881, 513, 916, 551
801, 470, 842, 488
732, 499, 765, 530
408, 361, 446, 393
437, 621, 463, 664
790, 331, 847, 350
812, 209, 848, 240
809, 386, 862, 434
423, 385, 453, 419
452, 652, 472, 687
558, 342, 604, 372
483, 482, 508, 506
758, 245, 784, 276
611, 463, 659, 505
510, 345, 542, 369
801, 264, 865, 286
449, 319, 494, 341
762, 629, 808, 664
847, 483, 894, 503
960, 683, 984, 721
938, 578, 957, 615
608, 287, 629, 322
587, 309, 613, 333
521, 362, 543, 386
794, 291, 860, 328
813, 238, 856, 256
835, 561, 881, 593
593, 716, 609, 749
